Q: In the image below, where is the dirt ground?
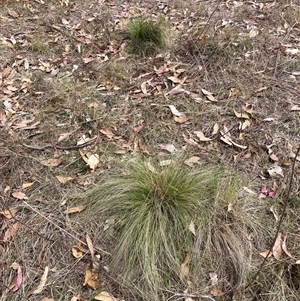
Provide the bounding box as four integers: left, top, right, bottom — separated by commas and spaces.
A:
1, 0, 300, 300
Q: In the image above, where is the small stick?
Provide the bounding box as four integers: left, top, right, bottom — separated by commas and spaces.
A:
161, 288, 216, 301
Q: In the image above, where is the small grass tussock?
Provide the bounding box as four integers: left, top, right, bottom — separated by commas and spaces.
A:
84, 160, 267, 299
125, 18, 169, 56
85, 160, 219, 297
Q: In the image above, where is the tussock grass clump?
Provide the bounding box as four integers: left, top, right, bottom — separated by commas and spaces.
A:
85, 160, 266, 300
125, 18, 168, 56
87, 161, 217, 297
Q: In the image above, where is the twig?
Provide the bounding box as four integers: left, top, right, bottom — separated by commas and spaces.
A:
22, 200, 110, 255
245, 146, 300, 289
161, 289, 216, 301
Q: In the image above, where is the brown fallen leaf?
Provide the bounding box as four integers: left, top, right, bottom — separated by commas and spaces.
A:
181, 252, 191, 277
65, 205, 87, 214
2, 222, 20, 241
12, 191, 28, 200
212, 123, 219, 135
282, 235, 295, 259
22, 182, 35, 189
201, 88, 217, 102
72, 246, 84, 258
94, 291, 118, 301
259, 250, 272, 258
168, 105, 183, 117
83, 265, 100, 289
11, 263, 22, 292
0, 208, 18, 219
194, 131, 211, 142
33, 266, 49, 294
233, 108, 250, 119
174, 115, 189, 123
273, 233, 282, 260
40, 298, 55, 301
86, 234, 95, 260
40, 158, 62, 167
184, 156, 200, 167
99, 128, 115, 139
56, 176, 74, 184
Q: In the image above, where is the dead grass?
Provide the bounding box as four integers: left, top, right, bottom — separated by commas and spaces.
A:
1, 0, 300, 300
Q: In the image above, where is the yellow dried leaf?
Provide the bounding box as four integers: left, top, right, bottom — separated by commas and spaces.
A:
259, 250, 272, 258
72, 247, 84, 258
83, 266, 100, 290
22, 182, 35, 189
65, 205, 87, 214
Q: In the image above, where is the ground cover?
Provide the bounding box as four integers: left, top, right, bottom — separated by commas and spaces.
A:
1, 0, 300, 300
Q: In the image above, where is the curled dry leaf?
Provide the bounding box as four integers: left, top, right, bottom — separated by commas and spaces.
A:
72, 246, 84, 258
240, 119, 251, 130
212, 123, 219, 135
242, 103, 254, 115
194, 131, 211, 142
168, 105, 183, 117
201, 88, 217, 102
83, 265, 100, 289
